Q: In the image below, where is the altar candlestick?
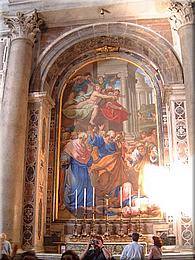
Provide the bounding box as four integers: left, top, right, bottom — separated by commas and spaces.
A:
120, 186, 123, 208
138, 188, 141, 209
75, 189, 78, 210
84, 188, 86, 208
92, 187, 95, 207
129, 185, 131, 208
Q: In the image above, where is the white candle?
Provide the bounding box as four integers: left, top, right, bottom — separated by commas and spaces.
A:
129, 185, 131, 208
75, 189, 78, 210
138, 188, 141, 209
120, 186, 123, 208
92, 187, 95, 207
106, 198, 109, 207
84, 188, 86, 208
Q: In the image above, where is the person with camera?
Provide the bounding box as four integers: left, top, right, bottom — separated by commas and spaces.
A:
80, 235, 111, 260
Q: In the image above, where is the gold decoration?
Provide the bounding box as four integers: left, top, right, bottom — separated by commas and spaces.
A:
96, 45, 120, 53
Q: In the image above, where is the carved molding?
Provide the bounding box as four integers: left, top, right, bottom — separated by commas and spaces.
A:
29, 91, 55, 108
172, 100, 189, 164
3, 10, 44, 43
163, 89, 173, 106
162, 84, 185, 107
0, 37, 10, 102
169, 1, 195, 31
180, 213, 193, 246
95, 45, 120, 53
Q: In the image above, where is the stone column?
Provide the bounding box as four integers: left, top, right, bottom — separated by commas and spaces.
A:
164, 83, 193, 248
0, 11, 43, 245
119, 72, 130, 134
127, 64, 138, 136
169, 1, 195, 158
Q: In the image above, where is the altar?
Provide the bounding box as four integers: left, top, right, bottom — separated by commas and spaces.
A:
65, 241, 147, 256
44, 231, 150, 254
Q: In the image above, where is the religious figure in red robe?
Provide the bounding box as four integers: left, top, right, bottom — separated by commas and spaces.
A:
100, 89, 129, 123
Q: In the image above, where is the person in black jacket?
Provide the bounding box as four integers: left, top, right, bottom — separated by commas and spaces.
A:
80, 235, 111, 260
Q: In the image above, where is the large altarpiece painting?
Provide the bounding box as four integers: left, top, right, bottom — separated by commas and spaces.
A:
57, 59, 162, 221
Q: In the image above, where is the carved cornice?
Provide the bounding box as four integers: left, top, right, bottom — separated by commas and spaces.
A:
29, 92, 55, 108
169, 1, 195, 30
163, 84, 186, 105
3, 10, 44, 43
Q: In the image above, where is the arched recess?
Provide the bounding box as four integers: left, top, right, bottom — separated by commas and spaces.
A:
30, 22, 184, 225
31, 21, 183, 163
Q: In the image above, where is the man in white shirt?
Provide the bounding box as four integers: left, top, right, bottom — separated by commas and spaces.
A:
0, 233, 12, 257
120, 232, 145, 260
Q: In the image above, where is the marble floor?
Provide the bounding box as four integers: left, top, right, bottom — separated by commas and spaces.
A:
37, 252, 195, 259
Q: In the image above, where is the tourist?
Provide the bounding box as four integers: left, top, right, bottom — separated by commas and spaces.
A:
21, 250, 38, 260
148, 236, 162, 260
61, 249, 80, 260
120, 232, 145, 260
0, 233, 12, 258
80, 235, 111, 260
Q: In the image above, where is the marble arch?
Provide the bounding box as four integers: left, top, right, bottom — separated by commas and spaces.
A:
31, 22, 184, 98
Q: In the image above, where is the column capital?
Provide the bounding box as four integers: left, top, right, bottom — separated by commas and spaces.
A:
163, 84, 186, 104
3, 10, 44, 43
29, 92, 55, 108
169, 1, 195, 31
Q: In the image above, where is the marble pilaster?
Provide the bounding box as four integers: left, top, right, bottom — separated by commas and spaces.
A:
164, 84, 189, 164
22, 92, 54, 250
169, 1, 195, 158
164, 83, 193, 247
0, 10, 43, 245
